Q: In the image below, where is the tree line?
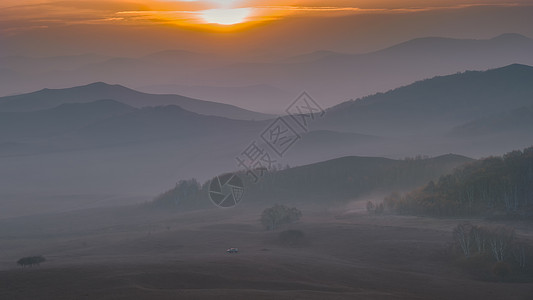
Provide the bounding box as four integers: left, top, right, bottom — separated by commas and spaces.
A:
149, 153, 471, 210
451, 223, 531, 280
385, 146, 533, 217
149, 179, 206, 209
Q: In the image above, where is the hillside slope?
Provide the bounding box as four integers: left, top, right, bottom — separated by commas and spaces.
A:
319, 64, 533, 135
0, 82, 273, 120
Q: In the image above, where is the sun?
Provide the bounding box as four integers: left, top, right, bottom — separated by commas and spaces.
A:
200, 8, 252, 25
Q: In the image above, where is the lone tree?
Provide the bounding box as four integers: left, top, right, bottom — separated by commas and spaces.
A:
261, 204, 302, 230
17, 256, 46, 267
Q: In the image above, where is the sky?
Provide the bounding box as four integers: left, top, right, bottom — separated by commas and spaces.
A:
1, 0, 533, 58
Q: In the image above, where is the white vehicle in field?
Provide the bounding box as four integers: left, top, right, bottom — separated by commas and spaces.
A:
226, 247, 239, 253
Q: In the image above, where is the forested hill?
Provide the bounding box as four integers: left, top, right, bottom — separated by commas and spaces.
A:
244, 154, 472, 203
386, 146, 533, 217
150, 154, 472, 209
321, 64, 533, 135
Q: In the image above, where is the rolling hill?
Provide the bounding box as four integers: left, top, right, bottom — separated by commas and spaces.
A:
318, 64, 533, 135
0, 98, 266, 153
75, 104, 264, 145
386, 146, 533, 217
245, 154, 474, 202
198, 34, 533, 109
2, 34, 532, 111
0, 99, 135, 140
153, 153, 473, 209
449, 105, 533, 137
0, 82, 273, 120
1, 64, 532, 196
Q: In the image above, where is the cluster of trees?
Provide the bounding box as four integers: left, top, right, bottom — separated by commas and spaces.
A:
17, 256, 46, 267
148, 153, 470, 210
403, 155, 430, 161
150, 179, 206, 209
260, 205, 302, 230
452, 223, 531, 279
385, 147, 533, 217
366, 201, 385, 215
149, 166, 289, 209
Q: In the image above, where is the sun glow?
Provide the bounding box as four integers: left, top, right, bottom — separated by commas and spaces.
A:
200, 8, 252, 25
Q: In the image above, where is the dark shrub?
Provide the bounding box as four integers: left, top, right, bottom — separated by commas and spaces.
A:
17, 256, 46, 267
261, 205, 302, 230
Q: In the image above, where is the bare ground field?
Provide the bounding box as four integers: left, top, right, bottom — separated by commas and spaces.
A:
0, 199, 532, 300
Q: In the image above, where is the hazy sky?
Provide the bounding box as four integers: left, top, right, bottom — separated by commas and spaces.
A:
1, 1, 533, 57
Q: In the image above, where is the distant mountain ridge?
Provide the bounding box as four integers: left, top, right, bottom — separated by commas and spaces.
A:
0, 99, 135, 140
1, 63, 532, 196
450, 105, 533, 137
373, 33, 533, 56
203, 33, 533, 108
1, 34, 532, 111
319, 64, 533, 135
0, 98, 265, 147
2, 64, 532, 158
76, 103, 264, 144
0, 82, 274, 120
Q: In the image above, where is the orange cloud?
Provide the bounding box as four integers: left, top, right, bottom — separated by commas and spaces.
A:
1, 0, 531, 35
